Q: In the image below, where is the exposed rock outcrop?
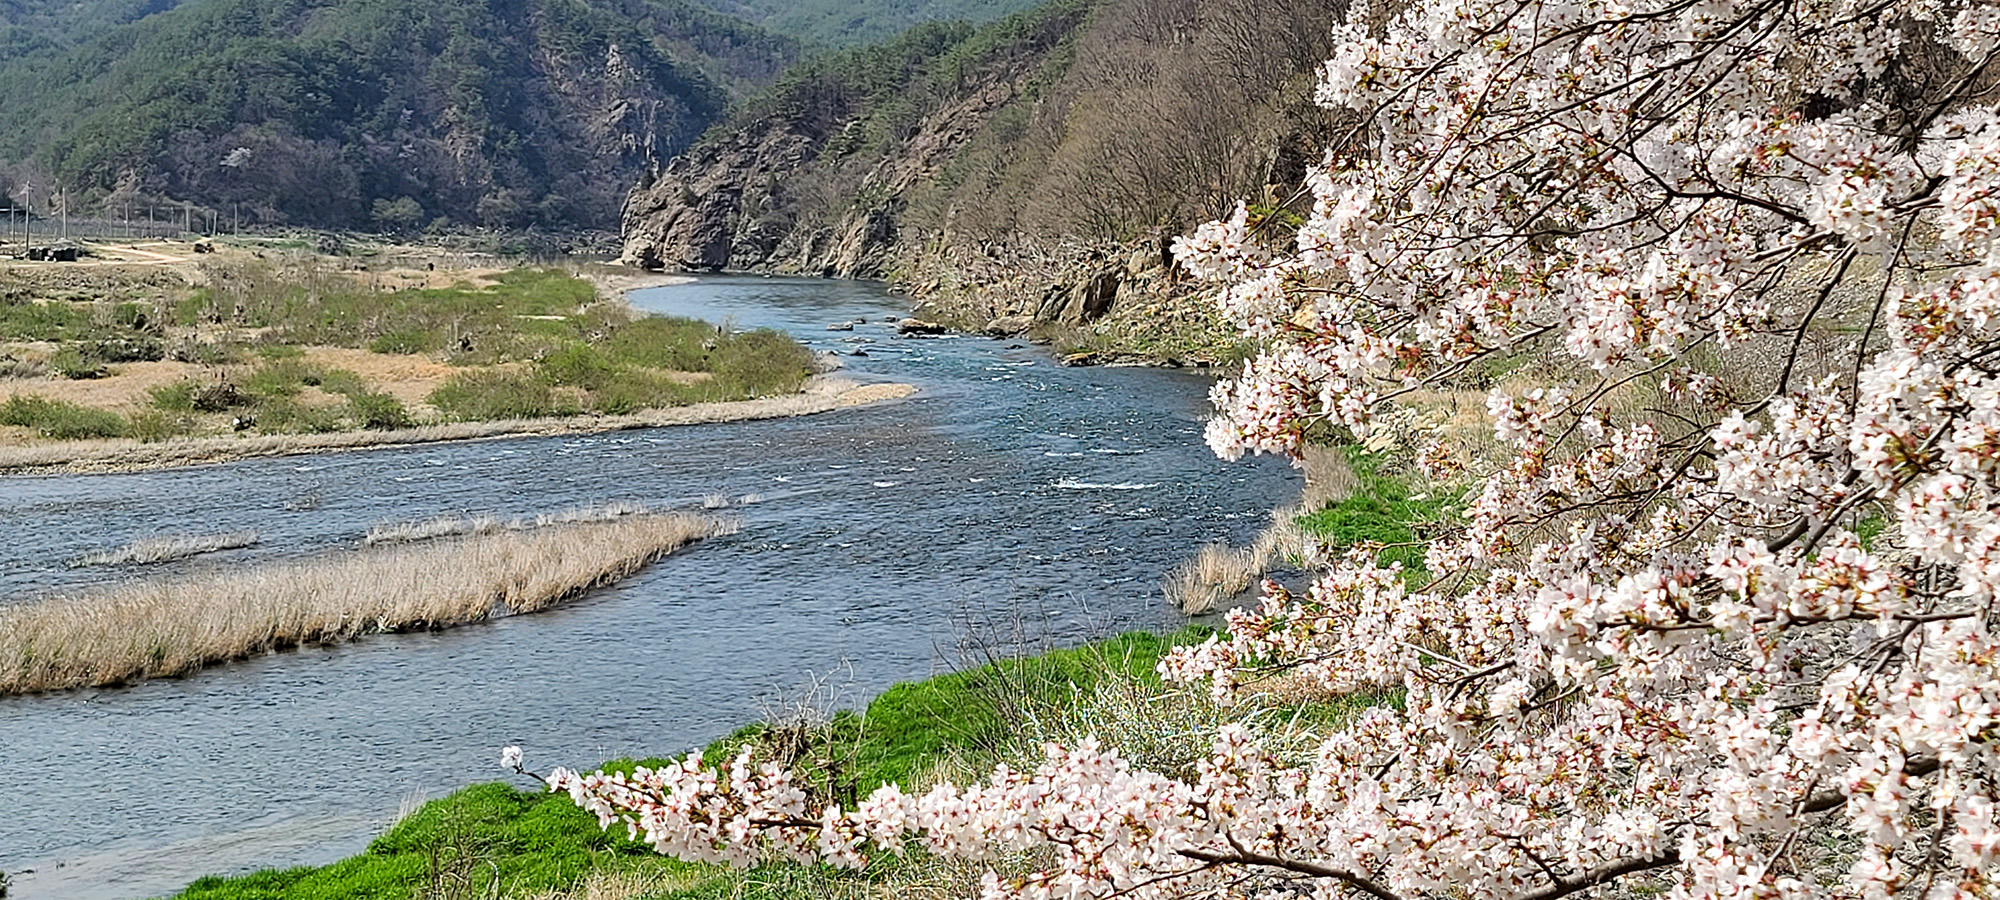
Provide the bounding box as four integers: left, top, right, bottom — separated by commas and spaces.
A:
617, 0, 1342, 362
621, 78, 1026, 278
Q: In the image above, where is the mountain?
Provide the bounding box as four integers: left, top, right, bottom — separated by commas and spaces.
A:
0, 0, 802, 230
620, 0, 1342, 337
684, 0, 1044, 48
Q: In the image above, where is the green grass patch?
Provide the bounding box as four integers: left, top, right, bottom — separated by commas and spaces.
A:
228, 267, 599, 360
429, 370, 574, 421
0, 395, 127, 439
347, 392, 411, 430
127, 409, 194, 443
47, 346, 107, 379
1295, 446, 1458, 580
16, 263, 818, 442
170, 781, 693, 900
0, 298, 93, 341
169, 627, 1398, 899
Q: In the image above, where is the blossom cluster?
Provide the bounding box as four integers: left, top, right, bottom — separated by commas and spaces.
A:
538, 0, 2000, 897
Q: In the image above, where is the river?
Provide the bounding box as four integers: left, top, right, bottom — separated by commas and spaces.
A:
0, 276, 1294, 899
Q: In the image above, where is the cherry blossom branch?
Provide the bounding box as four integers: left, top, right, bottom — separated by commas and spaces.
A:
1177, 846, 1404, 900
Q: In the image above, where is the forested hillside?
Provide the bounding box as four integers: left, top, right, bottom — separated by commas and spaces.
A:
621, 0, 1340, 340
0, 0, 801, 229
685, 0, 1042, 47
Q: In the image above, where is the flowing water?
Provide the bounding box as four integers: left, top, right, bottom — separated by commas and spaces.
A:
0, 276, 1294, 899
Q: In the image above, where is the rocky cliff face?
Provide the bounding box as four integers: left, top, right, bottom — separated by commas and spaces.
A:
619, 0, 1341, 355
621, 73, 1029, 277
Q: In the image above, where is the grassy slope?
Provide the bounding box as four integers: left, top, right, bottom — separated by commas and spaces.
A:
165, 631, 1216, 900
1295, 446, 1460, 580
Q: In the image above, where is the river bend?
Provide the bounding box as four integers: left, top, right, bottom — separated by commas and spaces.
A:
0, 276, 1294, 899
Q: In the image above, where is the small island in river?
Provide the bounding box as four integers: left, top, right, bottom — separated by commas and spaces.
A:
0, 238, 915, 475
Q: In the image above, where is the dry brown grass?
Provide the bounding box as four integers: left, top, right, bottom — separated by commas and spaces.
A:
1166, 446, 1350, 614
516, 867, 714, 900
0, 512, 732, 695
71, 530, 259, 566
1164, 542, 1260, 615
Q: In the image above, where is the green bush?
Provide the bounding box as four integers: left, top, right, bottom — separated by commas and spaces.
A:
81, 335, 164, 364
709, 329, 815, 397
255, 344, 305, 360
110, 301, 156, 332
169, 338, 243, 366
587, 371, 682, 415
128, 410, 192, 443
599, 315, 719, 370
367, 330, 433, 355
539, 343, 620, 391
0, 395, 127, 439
0, 299, 92, 341
348, 392, 411, 430
243, 359, 325, 398
171, 290, 217, 327
252, 397, 346, 434
149, 381, 198, 412
429, 370, 572, 421
47, 347, 107, 379
316, 369, 370, 397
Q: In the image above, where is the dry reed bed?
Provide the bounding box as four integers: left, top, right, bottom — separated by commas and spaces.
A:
1165, 446, 1354, 615
0, 512, 732, 695
70, 530, 260, 566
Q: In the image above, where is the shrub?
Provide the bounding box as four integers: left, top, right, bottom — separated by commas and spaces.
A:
0, 298, 91, 341
168, 337, 242, 365
586, 371, 680, 415
110, 302, 156, 333
367, 330, 433, 355
538, 343, 620, 391
251, 397, 345, 434
315, 368, 369, 397
428, 370, 571, 421
83, 335, 164, 363
127, 410, 191, 443
0, 395, 127, 439
47, 347, 107, 379
148, 382, 197, 412
347, 392, 411, 430
193, 383, 246, 412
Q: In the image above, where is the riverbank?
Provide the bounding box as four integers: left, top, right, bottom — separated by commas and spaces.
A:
0, 510, 730, 696
0, 273, 1302, 900
0, 374, 915, 475
147, 629, 1375, 900
148, 629, 1385, 900
1, 246, 867, 470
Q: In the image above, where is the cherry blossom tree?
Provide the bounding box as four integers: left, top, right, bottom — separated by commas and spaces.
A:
537, 0, 2000, 897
